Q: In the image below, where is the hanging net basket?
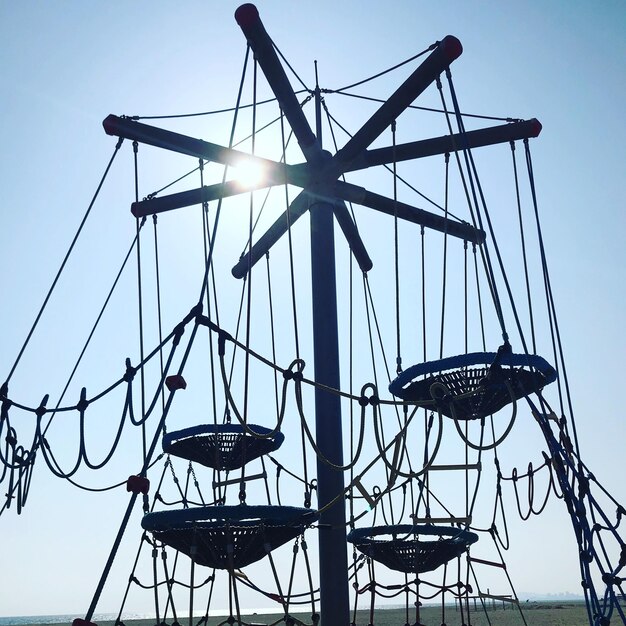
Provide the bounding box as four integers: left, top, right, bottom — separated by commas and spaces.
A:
348, 524, 478, 574
142, 505, 317, 569
162, 424, 285, 471
389, 350, 556, 420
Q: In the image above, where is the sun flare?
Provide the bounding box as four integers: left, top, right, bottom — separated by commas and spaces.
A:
231, 159, 266, 189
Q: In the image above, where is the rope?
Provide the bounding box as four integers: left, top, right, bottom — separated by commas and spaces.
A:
524, 140, 581, 454
133, 95, 284, 120
438, 72, 510, 343
439, 152, 450, 359
4, 137, 124, 385
330, 45, 433, 93
392, 120, 402, 374
84, 316, 202, 621
133, 141, 148, 469
510, 141, 537, 353
328, 89, 518, 123
152, 212, 165, 416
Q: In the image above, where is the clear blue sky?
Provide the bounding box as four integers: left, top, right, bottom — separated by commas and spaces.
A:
0, 0, 624, 618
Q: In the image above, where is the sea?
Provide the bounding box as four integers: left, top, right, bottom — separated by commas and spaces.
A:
0, 616, 141, 626
0, 610, 280, 626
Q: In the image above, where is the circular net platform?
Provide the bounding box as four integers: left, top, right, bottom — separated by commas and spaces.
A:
162, 424, 285, 471
142, 505, 317, 569
388, 351, 556, 420
348, 524, 479, 574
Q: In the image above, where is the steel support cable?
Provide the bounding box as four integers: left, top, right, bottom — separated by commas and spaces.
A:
524, 141, 581, 453
4, 138, 124, 386
439, 72, 511, 343
133, 141, 149, 467
510, 142, 537, 353
84, 317, 202, 622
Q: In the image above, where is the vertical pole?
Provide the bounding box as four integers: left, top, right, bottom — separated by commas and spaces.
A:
310, 80, 350, 625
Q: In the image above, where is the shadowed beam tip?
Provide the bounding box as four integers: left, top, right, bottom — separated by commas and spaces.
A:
235, 3, 259, 27
529, 118, 543, 137
440, 35, 463, 63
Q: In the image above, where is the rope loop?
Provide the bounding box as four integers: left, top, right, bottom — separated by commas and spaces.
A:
429, 381, 453, 406
5, 427, 17, 448
76, 387, 89, 413
284, 358, 305, 382
359, 383, 379, 407
35, 395, 49, 418
123, 359, 136, 383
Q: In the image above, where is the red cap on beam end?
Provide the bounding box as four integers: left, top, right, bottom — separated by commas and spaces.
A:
440, 35, 463, 63
102, 114, 118, 137
529, 118, 543, 137
235, 4, 259, 27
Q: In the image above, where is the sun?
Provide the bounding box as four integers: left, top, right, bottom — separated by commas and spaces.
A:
231, 158, 266, 190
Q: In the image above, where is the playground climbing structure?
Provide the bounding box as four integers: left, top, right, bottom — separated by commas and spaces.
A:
1, 5, 624, 626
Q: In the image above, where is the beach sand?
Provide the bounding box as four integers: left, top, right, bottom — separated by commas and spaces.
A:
22, 602, 594, 626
